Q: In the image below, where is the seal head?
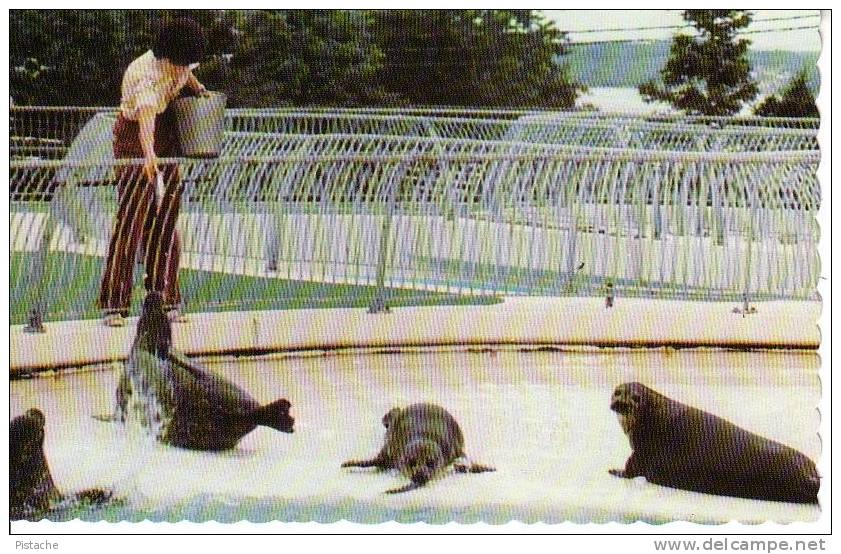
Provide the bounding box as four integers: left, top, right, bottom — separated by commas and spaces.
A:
610, 381, 647, 437
134, 291, 170, 357
398, 438, 445, 487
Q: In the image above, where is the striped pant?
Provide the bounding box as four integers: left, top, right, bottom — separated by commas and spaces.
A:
98, 110, 183, 315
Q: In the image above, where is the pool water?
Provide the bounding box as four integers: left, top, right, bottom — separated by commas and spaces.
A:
10, 348, 821, 524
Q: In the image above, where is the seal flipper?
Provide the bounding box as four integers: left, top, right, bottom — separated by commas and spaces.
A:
453, 456, 495, 474
251, 399, 294, 433
342, 451, 393, 470
467, 463, 495, 474
385, 482, 421, 494
610, 452, 642, 479
72, 488, 113, 505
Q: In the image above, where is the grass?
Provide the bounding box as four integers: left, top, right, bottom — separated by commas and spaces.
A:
10, 252, 501, 325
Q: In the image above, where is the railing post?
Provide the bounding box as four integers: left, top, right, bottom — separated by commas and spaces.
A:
24, 308, 46, 333
23, 211, 53, 333
651, 162, 662, 240
734, 183, 757, 316
368, 163, 400, 314
710, 136, 727, 247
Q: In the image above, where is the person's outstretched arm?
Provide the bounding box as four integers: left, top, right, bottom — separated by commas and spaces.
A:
136, 106, 159, 184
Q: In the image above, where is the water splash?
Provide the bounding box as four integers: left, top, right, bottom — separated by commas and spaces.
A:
122, 353, 175, 442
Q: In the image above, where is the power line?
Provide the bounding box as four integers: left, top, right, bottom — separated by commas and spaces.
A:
740, 24, 821, 35
567, 23, 692, 34
563, 14, 819, 36
568, 25, 820, 46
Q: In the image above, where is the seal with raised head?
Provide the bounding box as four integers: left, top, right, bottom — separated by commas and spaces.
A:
609, 382, 819, 504
10, 409, 61, 518
11, 408, 113, 520
107, 291, 294, 450
341, 403, 495, 494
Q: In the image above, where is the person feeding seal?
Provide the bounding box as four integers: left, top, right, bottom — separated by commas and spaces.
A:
99, 17, 209, 327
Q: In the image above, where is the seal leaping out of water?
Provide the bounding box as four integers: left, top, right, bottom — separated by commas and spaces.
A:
342, 403, 495, 494
107, 291, 294, 451
609, 382, 819, 504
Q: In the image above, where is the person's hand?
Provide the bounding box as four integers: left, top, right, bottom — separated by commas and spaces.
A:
143, 155, 159, 184
194, 83, 210, 97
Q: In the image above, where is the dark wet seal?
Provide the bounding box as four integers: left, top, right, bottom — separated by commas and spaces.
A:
99, 291, 294, 451
11, 408, 114, 521
609, 382, 819, 504
342, 403, 495, 494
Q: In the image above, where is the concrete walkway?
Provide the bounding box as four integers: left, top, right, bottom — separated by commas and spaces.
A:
10, 296, 820, 372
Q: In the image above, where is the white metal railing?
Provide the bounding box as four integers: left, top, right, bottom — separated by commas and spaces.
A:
10, 146, 819, 324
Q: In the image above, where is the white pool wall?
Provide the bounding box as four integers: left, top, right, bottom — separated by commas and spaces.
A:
10, 297, 820, 371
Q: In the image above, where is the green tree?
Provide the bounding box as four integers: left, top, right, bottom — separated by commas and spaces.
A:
639, 10, 758, 116
225, 10, 393, 107
10, 10, 235, 106
754, 71, 819, 118
369, 10, 581, 108
11, 10, 143, 105
11, 9, 580, 109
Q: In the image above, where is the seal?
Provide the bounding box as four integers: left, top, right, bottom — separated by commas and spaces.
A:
11, 408, 113, 520
341, 403, 495, 494
10, 409, 61, 518
108, 291, 294, 450
609, 382, 819, 504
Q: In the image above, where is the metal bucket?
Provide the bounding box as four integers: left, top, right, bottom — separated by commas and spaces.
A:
171, 91, 227, 158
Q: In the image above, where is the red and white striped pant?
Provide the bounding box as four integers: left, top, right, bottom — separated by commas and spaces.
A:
98, 110, 183, 315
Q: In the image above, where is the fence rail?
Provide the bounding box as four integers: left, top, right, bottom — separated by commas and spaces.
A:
11, 106, 820, 160
225, 113, 819, 152
10, 146, 820, 325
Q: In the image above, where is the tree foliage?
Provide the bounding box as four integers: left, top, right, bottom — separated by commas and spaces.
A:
10, 9, 581, 108
639, 10, 758, 116
754, 71, 819, 118
10, 10, 235, 106
369, 10, 581, 108
223, 11, 395, 107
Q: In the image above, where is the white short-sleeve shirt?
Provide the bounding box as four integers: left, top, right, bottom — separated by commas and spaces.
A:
119, 50, 192, 120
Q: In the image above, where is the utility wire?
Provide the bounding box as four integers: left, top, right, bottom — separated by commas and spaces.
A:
562, 13, 819, 35
568, 25, 820, 46
739, 24, 821, 35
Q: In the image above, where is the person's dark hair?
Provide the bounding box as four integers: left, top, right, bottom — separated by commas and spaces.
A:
152, 17, 207, 66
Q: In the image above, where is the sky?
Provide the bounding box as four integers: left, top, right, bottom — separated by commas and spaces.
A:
542, 10, 822, 52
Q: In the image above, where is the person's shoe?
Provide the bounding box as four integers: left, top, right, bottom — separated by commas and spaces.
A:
103, 313, 126, 327
167, 309, 188, 323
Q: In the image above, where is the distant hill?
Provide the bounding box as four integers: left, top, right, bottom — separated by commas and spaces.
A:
563, 40, 820, 94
